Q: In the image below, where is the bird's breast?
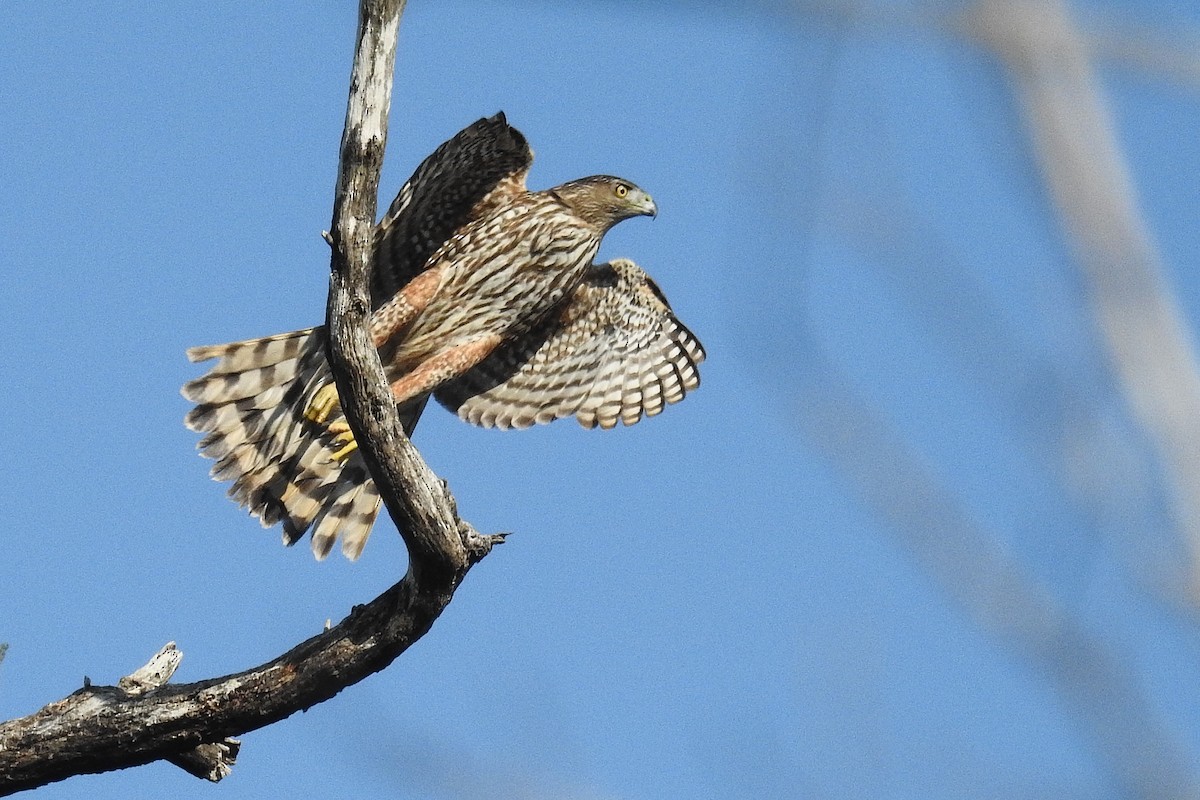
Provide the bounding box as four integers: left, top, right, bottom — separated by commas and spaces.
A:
388, 220, 601, 367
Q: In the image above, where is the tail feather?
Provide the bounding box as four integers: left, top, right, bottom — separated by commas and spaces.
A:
340, 486, 382, 561
196, 413, 281, 462
182, 356, 307, 405
183, 325, 406, 560
185, 387, 294, 432
309, 461, 380, 561
186, 328, 316, 373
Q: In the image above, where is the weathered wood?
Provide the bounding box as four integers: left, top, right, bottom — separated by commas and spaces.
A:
322, 0, 498, 590
0, 1, 499, 793
166, 739, 240, 782
116, 642, 182, 695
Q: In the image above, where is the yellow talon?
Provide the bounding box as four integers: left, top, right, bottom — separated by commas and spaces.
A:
305, 383, 341, 424
331, 437, 359, 462
327, 421, 359, 463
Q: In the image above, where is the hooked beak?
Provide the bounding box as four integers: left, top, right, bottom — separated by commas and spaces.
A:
639, 191, 658, 219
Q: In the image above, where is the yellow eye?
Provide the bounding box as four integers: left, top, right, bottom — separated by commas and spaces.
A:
615, 183, 629, 198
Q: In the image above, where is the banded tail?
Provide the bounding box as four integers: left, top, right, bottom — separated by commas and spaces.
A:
183, 327, 410, 560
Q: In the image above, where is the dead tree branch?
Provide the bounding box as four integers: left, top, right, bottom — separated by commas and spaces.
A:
321, 1, 498, 586
0, 1, 500, 793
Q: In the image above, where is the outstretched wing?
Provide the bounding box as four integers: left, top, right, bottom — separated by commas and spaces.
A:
371, 112, 533, 308
435, 259, 705, 430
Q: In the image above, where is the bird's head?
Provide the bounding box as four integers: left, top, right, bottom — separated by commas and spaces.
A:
554, 175, 657, 231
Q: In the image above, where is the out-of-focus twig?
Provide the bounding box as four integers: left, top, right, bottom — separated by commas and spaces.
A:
374, 733, 625, 800
959, 0, 1200, 607
1088, 21, 1200, 88
787, 332, 1198, 800
792, 0, 1200, 88
739, 2, 1200, 791
825, 189, 1176, 579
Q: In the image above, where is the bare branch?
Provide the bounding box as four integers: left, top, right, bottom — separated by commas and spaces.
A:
321, 2, 499, 584
0, 1, 500, 793
116, 642, 182, 695
324, 0, 484, 584
961, 0, 1200, 607
0, 580, 437, 794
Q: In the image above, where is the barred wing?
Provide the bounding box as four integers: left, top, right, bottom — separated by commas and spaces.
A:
435, 259, 705, 430
371, 112, 533, 308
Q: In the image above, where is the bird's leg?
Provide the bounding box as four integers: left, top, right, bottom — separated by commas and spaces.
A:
304, 265, 447, 425
389, 334, 502, 403
369, 265, 445, 347
323, 334, 501, 463
326, 421, 358, 462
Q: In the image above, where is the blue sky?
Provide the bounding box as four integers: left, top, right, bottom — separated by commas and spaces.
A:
4, 2, 1200, 798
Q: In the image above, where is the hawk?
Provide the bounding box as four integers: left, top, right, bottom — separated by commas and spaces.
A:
183, 114, 704, 560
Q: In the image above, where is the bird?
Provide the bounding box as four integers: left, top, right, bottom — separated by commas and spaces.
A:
183, 113, 705, 561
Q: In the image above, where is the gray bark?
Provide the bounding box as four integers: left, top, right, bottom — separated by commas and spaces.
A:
0, 1, 500, 793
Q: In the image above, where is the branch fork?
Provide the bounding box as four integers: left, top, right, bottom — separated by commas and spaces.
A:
0, 1, 500, 793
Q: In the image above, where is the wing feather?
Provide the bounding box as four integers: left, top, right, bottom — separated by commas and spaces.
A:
435, 259, 704, 431
371, 112, 533, 308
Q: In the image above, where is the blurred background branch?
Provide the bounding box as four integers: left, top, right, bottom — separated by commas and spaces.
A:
758, 0, 1200, 796
787, 331, 1197, 798
958, 0, 1200, 610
